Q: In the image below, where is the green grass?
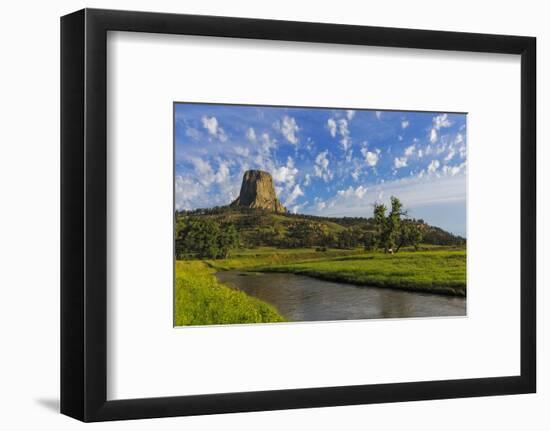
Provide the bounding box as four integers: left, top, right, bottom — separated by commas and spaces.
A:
174, 260, 285, 326
206, 247, 363, 271
256, 250, 467, 296
175, 247, 466, 326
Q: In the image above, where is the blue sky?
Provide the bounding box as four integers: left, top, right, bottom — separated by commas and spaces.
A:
175, 103, 467, 236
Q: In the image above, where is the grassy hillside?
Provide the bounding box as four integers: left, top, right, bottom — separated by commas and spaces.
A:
176, 206, 465, 250
174, 260, 285, 326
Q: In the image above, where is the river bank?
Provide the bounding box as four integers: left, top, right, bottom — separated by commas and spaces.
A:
209, 247, 467, 297
174, 246, 467, 326
216, 270, 466, 321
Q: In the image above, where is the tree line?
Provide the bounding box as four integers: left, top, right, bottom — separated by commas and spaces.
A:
175, 196, 438, 259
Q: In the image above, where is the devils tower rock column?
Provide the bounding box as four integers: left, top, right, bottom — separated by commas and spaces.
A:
230, 170, 287, 213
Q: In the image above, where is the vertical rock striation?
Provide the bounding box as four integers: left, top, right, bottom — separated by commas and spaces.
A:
230, 170, 287, 213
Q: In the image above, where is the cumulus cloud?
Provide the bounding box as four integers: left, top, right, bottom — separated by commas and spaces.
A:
361, 147, 379, 167
201, 116, 227, 142
175, 175, 202, 210
427, 159, 440, 174
394, 156, 408, 169
401, 120, 410, 129
442, 161, 467, 177
346, 110, 355, 121
338, 119, 351, 151
433, 113, 452, 130
285, 184, 304, 206
355, 185, 368, 198
314, 150, 332, 182
375, 111, 382, 120
234, 146, 249, 157
246, 127, 256, 142
190, 157, 234, 187
259, 132, 276, 151
327, 118, 337, 137
337, 185, 368, 200
275, 115, 299, 145
327, 117, 352, 152
273, 156, 298, 188
428, 113, 452, 145
444, 148, 456, 161
429, 128, 438, 144
404, 144, 416, 157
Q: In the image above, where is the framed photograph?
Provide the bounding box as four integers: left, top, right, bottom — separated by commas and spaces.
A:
61, 8, 536, 422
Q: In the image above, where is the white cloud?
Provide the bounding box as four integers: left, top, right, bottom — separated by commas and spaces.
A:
428, 115, 453, 146
375, 111, 382, 120
192, 157, 214, 182
433, 113, 452, 130
401, 120, 410, 129
361, 147, 379, 167
394, 156, 408, 169
201, 116, 227, 142
328, 117, 352, 152
428, 159, 440, 174
314, 150, 332, 182
275, 115, 299, 145
355, 185, 368, 199
273, 156, 298, 188
418, 149, 424, 158
285, 184, 304, 206
442, 161, 467, 177
214, 161, 230, 183
346, 110, 355, 120
404, 144, 416, 156
317, 173, 466, 219
246, 127, 256, 142
234, 146, 249, 157
338, 119, 351, 151
455, 133, 467, 159
191, 157, 234, 187
444, 148, 456, 161
336, 185, 368, 200
260, 132, 276, 149
175, 175, 202, 210
429, 128, 438, 144
201, 116, 218, 135
327, 118, 337, 137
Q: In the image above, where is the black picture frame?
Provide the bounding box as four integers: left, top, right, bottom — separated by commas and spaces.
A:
61, 8, 536, 422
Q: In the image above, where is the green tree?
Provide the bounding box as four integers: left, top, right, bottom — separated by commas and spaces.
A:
396, 221, 423, 252
175, 218, 240, 259
218, 223, 240, 258
372, 196, 416, 253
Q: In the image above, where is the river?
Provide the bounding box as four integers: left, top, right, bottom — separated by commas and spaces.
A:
215, 270, 466, 322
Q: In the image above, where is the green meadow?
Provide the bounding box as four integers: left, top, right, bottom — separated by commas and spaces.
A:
174, 246, 466, 326
174, 260, 285, 326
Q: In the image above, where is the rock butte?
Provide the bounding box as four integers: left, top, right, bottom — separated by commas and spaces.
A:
230, 170, 287, 213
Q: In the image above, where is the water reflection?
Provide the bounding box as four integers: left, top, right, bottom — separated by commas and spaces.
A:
216, 271, 466, 322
